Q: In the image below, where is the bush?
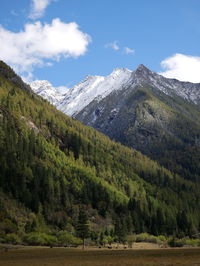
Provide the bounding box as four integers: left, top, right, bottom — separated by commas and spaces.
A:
0, 219, 17, 234
135, 233, 157, 243
57, 231, 82, 246
157, 235, 167, 243
127, 235, 136, 248
23, 232, 57, 246
184, 239, 200, 247
168, 237, 184, 247
5, 233, 21, 244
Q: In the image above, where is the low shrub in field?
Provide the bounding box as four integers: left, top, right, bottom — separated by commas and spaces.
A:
23, 232, 57, 246
135, 233, 158, 244
183, 239, 200, 247
157, 235, 167, 243
127, 235, 136, 248
57, 231, 82, 246
167, 238, 200, 247
131, 233, 168, 245
168, 238, 184, 247
5, 233, 21, 244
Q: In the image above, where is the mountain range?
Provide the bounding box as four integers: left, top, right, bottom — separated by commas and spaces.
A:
30, 65, 200, 182
1, 60, 200, 244
30, 65, 200, 113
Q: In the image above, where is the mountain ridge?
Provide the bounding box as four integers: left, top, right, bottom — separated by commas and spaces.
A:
75, 74, 200, 182
30, 64, 200, 116
29, 64, 200, 181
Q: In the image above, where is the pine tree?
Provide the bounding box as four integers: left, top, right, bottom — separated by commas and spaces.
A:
76, 208, 90, 250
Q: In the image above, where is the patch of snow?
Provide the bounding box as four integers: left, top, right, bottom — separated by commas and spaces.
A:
58, 68, 132, 116
30, 80, 67, 105
30, 65, 200, 118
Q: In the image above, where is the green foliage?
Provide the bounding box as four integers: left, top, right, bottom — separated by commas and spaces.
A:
168, 237, 200, 247
0, 60, 200, 243
57, 231, 81, 246
0, 218, 17, 234
23, 232, 57, 246
77, 84, 200, 182
135, 233, 159, 244
5, 233, 21, 244
76, 208, 90, 247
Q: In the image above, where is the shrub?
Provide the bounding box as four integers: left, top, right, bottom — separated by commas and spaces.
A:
135, 233, 157, 243
127, 235, 136, 248
184, 239, 200, 247
0, 219, 17, 234
57, 231, 82, 246
168, 237, 184, 247
157, 235, 167, 243
5, 233, 21, 244
23, 232, 57, 246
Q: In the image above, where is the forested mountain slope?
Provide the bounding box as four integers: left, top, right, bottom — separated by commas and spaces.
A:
0, 61, 200, 242
75, 66, 200, 182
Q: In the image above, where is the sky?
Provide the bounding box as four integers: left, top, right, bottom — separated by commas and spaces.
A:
0, 0, 200, 88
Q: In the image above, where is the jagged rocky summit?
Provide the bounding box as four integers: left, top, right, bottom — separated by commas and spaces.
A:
30, 64, 200, 117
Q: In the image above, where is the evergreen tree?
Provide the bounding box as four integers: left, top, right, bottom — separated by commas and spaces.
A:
76, 208, 90, 250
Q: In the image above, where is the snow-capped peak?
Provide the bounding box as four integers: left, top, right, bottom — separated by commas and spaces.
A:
30, 80, 67, 105
31, 80, 52, 92
30, 65, 200, 117
110, 68, 132, 77
57, 68, 133, 116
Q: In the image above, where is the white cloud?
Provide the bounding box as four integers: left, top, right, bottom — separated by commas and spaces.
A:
105, 41, 119, 51
160, 53, 200, 83
0, 18, 91, 79
29, 0, 55, 19
123, 47, 135, 55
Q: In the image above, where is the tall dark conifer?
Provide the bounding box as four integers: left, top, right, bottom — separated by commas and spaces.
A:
76, 207, 90, 250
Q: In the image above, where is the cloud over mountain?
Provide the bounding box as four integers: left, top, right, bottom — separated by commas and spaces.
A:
160, 53, 200, 83
0, 18, 91, 79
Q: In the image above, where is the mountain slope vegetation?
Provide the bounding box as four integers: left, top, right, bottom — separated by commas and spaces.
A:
75, 67, 200, 182
0, 61, 200, 244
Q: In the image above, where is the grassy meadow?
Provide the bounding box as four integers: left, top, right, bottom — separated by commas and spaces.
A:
0, 246, 200, 266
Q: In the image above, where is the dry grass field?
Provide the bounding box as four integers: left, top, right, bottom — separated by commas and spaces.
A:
0, 245, 200, 266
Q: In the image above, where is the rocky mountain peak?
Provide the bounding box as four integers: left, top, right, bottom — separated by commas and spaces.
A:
30, 80, 66, 105
136, 64, 149, 71
134, 64, 154, 77
110, 68, 132, 76
30, 64, 200, 116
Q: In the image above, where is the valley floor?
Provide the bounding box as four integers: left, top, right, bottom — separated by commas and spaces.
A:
0, 245, 200, 266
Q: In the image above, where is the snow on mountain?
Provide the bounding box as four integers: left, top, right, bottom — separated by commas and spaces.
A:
30, 80, 66, 105
113, 64, 200, 105
30, 65, 200, 117
132, 65, 200, 105
57, 68, 132, 116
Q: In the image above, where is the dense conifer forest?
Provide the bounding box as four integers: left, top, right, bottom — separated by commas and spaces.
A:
0, 61, 200, 246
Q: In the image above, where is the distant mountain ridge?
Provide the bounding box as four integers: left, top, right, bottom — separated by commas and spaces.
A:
30, 64, 200, 116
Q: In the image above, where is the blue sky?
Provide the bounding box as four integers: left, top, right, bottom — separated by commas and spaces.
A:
0, 0, 200, 87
